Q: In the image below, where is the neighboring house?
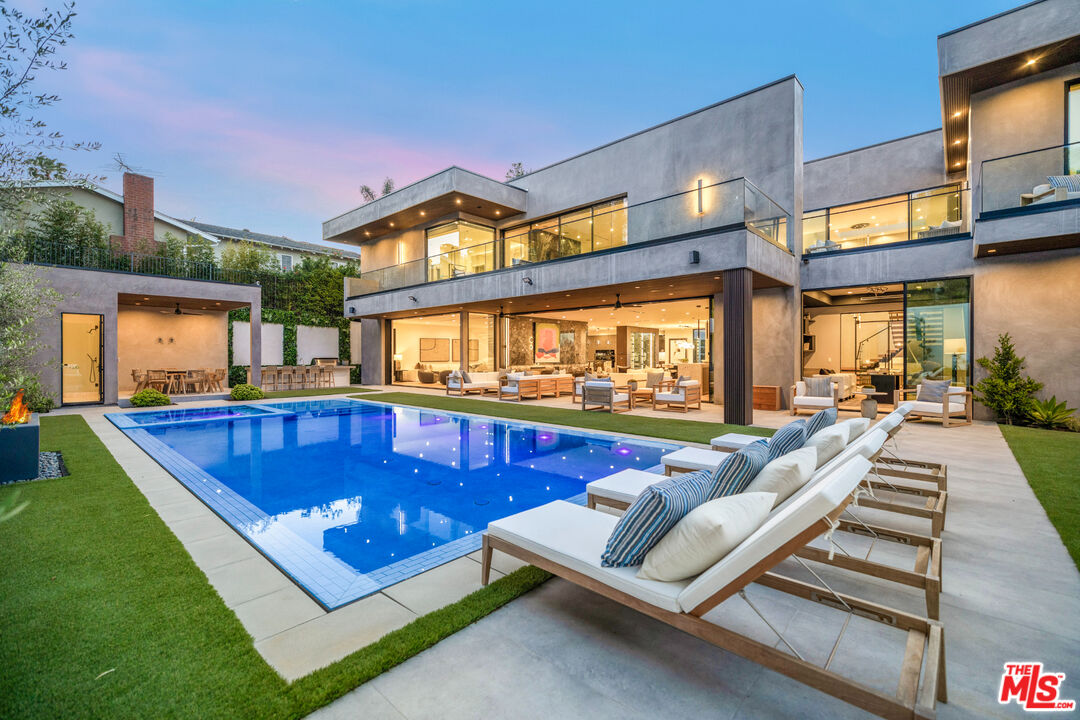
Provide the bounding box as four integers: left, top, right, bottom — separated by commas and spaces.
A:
328, 0, 1080, 424
23, 173, 219, 253
185, 221, 360, 272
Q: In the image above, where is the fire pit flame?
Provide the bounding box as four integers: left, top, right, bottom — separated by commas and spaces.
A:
2, 389, 30, 425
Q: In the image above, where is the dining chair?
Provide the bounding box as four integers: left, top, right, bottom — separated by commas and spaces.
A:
185, 370, 207, 394
146, 370, 169, 393
131, 369, 148, 393
214, 368, 226, 392
278, 366, 294, 391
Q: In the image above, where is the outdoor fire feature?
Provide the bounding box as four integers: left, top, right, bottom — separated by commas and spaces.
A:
0, 389, 39, 483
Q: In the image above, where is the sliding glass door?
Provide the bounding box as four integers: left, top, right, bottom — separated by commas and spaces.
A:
62, 313, 103, 404
904, 279, 971, 388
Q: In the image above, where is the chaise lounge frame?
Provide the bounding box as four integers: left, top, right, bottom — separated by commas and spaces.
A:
482, 483, 947, 720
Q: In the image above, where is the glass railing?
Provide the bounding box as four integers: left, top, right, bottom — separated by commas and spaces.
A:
981, 141, 1080, 215
347, 177, 791, 297
802, 185, 968, 255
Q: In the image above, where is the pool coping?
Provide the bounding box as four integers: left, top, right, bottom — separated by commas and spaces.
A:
80, 391, 688, 680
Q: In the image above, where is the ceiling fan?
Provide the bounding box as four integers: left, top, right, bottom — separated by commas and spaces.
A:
159, 302, 202, 316
613, 293, 645, 310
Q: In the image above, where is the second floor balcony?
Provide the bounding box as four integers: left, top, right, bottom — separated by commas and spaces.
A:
981, 141, 1080, 215
346, 177, 790, 298
802, 184, 969, 256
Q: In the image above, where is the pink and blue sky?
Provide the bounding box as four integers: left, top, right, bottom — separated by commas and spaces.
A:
41, 0, 1016, 248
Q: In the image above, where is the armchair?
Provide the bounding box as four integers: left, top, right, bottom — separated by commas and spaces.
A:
651, 378, 701, 413
581, 380, 632, 413
791, 379, 839, 416
901, 385, 972, 427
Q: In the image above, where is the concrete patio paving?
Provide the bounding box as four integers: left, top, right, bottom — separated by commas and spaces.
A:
307, 395, 1080, 720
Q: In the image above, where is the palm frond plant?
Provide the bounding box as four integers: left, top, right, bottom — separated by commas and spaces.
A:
1028, 396, 1077, 430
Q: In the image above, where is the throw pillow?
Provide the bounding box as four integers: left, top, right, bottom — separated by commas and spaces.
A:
460, 371, 472, 383
917, 379, 952, 403
766, 420, 807, 461
743, 447, 817, 508
1048, 174, 1080, 192
804, 407, 837, 438
803, 424, 847, 468
709, 439, 769, 499
601, 470, 714, 567
803, 376, 833, 398
835, 417, 870, 443
637, 492, 776, 582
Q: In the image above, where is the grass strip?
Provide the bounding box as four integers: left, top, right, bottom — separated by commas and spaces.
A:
999, 424, 1080, 570
0, 415, 547, 719
351, 391, 771, 444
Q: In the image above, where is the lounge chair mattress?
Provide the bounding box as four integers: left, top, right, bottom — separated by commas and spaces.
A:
586, 468, 664, 505
661, 447, 729, 472
487, 500, 689, 612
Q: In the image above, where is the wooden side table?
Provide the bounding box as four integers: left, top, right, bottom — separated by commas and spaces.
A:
752, 385, 781, 411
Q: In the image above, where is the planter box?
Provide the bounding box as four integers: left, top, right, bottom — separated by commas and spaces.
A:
0, 414, 39, 482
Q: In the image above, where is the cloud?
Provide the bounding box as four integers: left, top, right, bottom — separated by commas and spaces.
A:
68, 48, 505, 218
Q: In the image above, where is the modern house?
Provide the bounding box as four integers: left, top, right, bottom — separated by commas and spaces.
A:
185, 221, 360, 271
329, 0, 1080, 424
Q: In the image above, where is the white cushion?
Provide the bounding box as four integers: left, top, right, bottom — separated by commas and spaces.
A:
835, 417, 870, 443
587, 469, 663, 505
585, 380, 615, 388
500, 385, 520, 395
678, 457, 871, 612
487, 500, 689, 612
793, 396, 834, 409
709, 433, 762, 451
804, 425, 847, 468
638, 492, 776, 582
661, 447, 729, 472
612, 392, 629, 403
743, 447, 817, 508
677, 379, 700, 387
908, 400, 966, 416
655, 392, 684, 402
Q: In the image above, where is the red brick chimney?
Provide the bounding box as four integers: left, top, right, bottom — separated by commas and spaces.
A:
110, 172, 160, 254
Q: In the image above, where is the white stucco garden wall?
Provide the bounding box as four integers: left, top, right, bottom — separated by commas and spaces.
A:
233, 321, 284, 365
297, 325, 339, 364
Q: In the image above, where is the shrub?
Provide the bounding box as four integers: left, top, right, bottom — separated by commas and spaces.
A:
130, 389, 171, 407
230, 383, 264, 401
1028, 396, 1077, 430
229, 365, 249, 387
974, 333, 1042, 424
350, 365, 362, 385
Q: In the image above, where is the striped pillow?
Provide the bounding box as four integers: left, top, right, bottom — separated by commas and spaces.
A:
805, 407, 837, 438
709, 439, 769, 499
1047, 175, 1080, 192
767, 420, 807, 461
601, 469, 713, 567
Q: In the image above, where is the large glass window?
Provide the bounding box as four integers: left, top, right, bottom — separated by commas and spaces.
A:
904, 278, 971, 388
391, 312, 460, 386
1068, 79, 1080, 173
803, 184, 963, 254
503, 197, 627, 266
468, 313, 496, 372
425, 221, 495, 281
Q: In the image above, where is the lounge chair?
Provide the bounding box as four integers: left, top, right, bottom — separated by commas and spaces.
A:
652, 378, 701, 412
581, 380, 632, 413
482, 457, 947, 719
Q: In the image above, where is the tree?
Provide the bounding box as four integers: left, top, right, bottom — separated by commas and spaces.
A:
220, 240, 279, 274
162, 231, 215, 265
359, 177, 396, 203
973, 333, 1043, 424
0, 2, 96, 412
505, 162, 527, 181
23, 198, 108, 250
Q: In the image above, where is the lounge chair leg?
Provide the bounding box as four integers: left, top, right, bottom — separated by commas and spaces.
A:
481, 533, 493, 586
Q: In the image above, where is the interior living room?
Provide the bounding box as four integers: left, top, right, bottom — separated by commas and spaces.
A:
801, 280, 971, 412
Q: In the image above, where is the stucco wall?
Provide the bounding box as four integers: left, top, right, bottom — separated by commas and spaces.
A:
116, 307, 227, 391
232, 321, 284, 366
297, 325, 340, 364
803, 130, 947, 210
971, 247, 1080, 416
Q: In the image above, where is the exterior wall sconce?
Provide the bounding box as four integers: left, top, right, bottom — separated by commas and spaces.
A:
697, 179, 704, 215
522, 277, 533, 285
408, 295, 418, 302
688, 250, 700, 264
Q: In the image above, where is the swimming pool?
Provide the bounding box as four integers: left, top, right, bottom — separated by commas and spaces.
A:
107, 398, 678, 609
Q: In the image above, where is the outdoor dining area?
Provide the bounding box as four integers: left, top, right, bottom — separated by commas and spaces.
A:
132, 368, 227, 395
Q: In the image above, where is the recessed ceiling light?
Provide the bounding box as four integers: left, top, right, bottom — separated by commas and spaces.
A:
455, 198, 462, 205
1025, 58, 1036, 66
495, 210, 501, 215
952, 111, 962, 118
953, 139, 962, 145
847, 291, 852, 294
987, 248, 997, 254
420, 211, 426, 216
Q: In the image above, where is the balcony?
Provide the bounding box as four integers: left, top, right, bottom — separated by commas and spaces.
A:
345, 177, 790, 298
802, 184, 969, 255
975, 142, 1080, 255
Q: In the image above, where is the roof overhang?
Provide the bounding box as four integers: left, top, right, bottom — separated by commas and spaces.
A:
937, 0, 1080, 173
322, 167, 527, 245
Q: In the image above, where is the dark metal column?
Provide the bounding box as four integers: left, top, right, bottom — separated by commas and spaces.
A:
723, 268, 753, 425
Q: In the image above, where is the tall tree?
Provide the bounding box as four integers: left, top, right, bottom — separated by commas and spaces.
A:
505, 162, 527, 181
359, 177, 396, 203
220, 240, 279, 274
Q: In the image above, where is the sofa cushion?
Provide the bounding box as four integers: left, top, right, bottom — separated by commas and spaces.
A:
637, 492, 776, 582
601, 470, 714, 567
767, 420, 807, 461
743, 447, 817, 508
709, 440, 769, 499
803, 376, 833, 398
804, 407, 837, 438
804, 424, 847, 468
917, 379, 952, 403
909, 400, 967, 416
794, 396, 834, 409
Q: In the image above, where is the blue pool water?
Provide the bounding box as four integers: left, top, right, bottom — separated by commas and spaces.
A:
107, 399, 678, 608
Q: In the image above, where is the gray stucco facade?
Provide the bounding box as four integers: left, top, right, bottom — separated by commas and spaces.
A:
330, 0, 1080, 422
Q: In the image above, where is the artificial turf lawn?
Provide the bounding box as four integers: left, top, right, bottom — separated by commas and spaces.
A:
999, 424, 1080, 570
0, 415, 550, 719
352, 391, 773, 445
